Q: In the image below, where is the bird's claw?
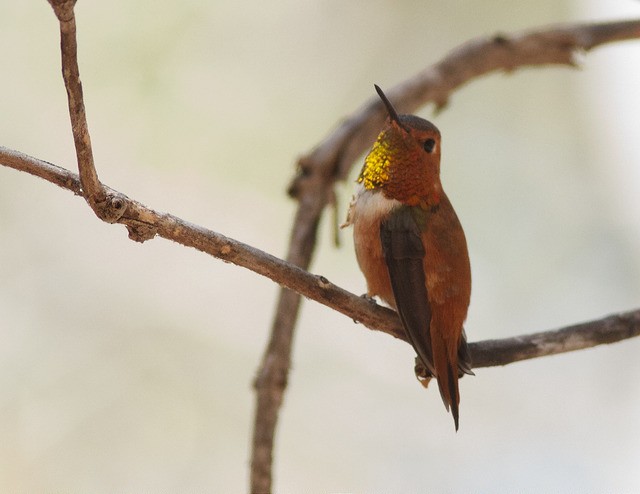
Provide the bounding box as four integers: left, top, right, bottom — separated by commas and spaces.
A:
360, 293, 377, 305
414, 356, 434, 387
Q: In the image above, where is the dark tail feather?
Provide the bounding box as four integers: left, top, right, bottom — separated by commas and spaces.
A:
432, 334, 461, 431
447, 363, 460, 431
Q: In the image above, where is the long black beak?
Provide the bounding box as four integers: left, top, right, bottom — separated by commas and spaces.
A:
374, 84, 403, 126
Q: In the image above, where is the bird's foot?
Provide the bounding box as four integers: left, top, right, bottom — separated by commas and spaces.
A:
352, 294, 378, 324
360, 293, 378, 305
414, 357, 434, 388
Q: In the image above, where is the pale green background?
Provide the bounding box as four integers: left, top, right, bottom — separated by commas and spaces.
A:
1, 1, 640, 492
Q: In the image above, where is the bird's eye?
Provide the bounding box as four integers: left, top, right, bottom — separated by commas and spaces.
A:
423, 138, 436, 153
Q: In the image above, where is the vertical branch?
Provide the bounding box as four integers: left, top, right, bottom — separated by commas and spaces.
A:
250, 179, 328, 493
47, 0, 118, 220
250, 290, 301, 492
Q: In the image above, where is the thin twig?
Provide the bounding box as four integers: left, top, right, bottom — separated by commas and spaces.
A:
47, 0, 111, 218
0, 146, 82, 195
252, 17, 640, 494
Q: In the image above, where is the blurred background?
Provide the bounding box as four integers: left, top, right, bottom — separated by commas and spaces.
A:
1, 0, 640, 491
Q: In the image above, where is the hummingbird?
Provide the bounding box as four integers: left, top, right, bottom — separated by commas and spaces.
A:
342, 85, 473, 430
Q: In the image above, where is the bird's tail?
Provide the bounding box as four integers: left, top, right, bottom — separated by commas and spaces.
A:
432, 331, 462, 431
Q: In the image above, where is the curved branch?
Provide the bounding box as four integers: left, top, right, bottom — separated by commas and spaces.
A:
291, 18, 640, 189
255, 17, 640, 494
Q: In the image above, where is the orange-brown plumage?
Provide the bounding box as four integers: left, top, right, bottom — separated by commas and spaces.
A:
344, 85, 472, 429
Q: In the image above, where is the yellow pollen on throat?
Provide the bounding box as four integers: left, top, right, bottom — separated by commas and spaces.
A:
358, 132, 394, 190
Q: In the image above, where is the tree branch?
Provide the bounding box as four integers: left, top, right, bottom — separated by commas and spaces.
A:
469, 309, 640, 368
47, 0, 116, 220
0, 145, 403, 333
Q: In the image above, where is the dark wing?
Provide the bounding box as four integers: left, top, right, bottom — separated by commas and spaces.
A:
380, 207, 435, 375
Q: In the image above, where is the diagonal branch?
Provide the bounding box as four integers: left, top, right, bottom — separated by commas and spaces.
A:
0, 145, 404, 333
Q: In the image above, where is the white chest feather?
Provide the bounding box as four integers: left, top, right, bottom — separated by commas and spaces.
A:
343, 183, 401, 229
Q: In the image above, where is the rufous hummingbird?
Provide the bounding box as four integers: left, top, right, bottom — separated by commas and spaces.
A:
342, 85, 473, 430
